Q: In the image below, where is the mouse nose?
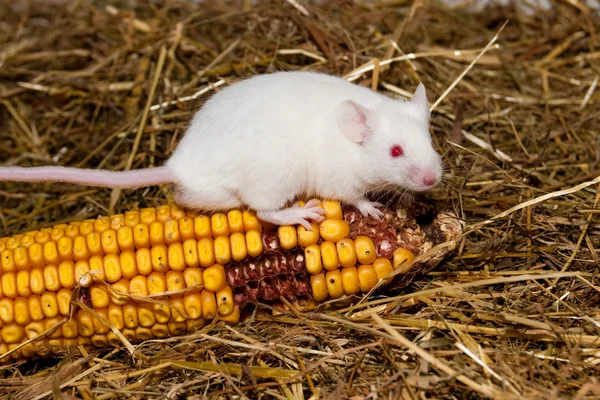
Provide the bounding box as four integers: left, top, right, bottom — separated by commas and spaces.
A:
423, 171, 437, 187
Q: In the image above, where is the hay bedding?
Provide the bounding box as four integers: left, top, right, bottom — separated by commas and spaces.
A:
0, 0, 599, 398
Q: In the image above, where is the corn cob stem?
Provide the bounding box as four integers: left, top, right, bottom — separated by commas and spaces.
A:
0, 199, 460, 362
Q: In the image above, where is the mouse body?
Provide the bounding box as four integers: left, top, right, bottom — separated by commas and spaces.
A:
0, 71, 442, 229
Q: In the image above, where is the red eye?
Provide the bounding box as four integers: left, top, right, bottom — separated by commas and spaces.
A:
390, 145, 403, 158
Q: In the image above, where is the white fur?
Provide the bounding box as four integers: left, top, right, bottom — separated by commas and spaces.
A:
166, 71, 442, 214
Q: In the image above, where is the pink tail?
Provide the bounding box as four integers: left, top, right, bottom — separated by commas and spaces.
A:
0, 165, 174, 189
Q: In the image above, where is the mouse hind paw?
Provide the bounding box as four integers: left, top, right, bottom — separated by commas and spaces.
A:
257, 202, 325, 230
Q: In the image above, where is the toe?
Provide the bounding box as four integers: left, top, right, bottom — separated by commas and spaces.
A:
303, 199, 320, 208
298, 219, 312, 230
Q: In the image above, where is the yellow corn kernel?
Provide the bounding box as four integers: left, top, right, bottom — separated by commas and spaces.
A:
34, 230, 51, 244
25, 321, 45, 339
341, 267, 360, 295
297, 223, 320, 247
200, 290, 217, 320
171, 204, 185, 218
336, 238, 357, 268
242, 211, 262, 233
92, 308, 110, 334
57, 237, 73, 262
30, 268, 45, 294
137, 304, 156, 328
168, 321, 187, 336
86, 232, 103, 256
110, 214, 124, 231
136, 248, 152, 276
101, 229, 119, 254
227, 210, 244, 234
203, 264, 226, 292
89, 255, 105, 282
40, 292, 58, 318
21, 234, 35, 248
179, 217, 195, 242
0, 298, 14, 324
108, 304, 125, 330
151, 323, 169, 338
45, 317, 62, 338
73, 236, 89, 261
57, 288, 72, 316
183, 293, 202, 319
355, 236, 377, 265
392, 248, 415, 273
218, 305, 240, 323
1, 250, 15, 272
357, 264, 378, 292
183, 239, 200, 268
150, 221, 165, 246
214, 236, 231, 265
183, 267, 203, 288
42, 265, 60, 292
29, 243, 45, 268
168, 243, 186, 271
122, 328, 136, 343
114, 226, 134, 252
17, 270, 31, 297
147, 272, 167, 295
140, 208, 157, 225
78, 221, 94, 236
133, 223, 150, 249
216, 286, 234, 316
169, 298, 187, 322
320, 241, 339, 271
194, 216, 212, 240
110, 279, 130, 305
156, 205, 171, 222
94, 217, 111, 233
230, 232, 248, 262
124, 211, 141, 227
373, 258, 393, 284
325, 270, 344, 299
90, 284, 110, 308
278, 225, 298, 250
166, 271, 185, 293
0, 238, 5, 253
211, 213, 230, 238
119, 250, 137, 280
164, 219, 180, 245
58, 260, 76, 289
5, 236, 20, 250
322, 200, 343, 219
76, 310, 95, 337
62, 319, 79, 339
154, 303, 171, 324
1, 272, 17, 298
305, 244, 323, 275
245, 230, 263, 257
151, 244, 168, 272
319, 219, 350, 242
14, 297, 31, 325
65, 224, 80, 238
123, 304, 139, 329
135, 326, 153, 340
2, 324, 25, 344
129, 275, 148, 297
99, 253, 121, 284
197, 238, 215, 268
91, 334, 108, 347
13, 247, 29, 271
310, 273, 328, 302
74, 261, 92, 288
28, 295, 44, 321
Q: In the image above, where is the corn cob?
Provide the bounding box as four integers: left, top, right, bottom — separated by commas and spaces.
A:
0, 199, 461, 362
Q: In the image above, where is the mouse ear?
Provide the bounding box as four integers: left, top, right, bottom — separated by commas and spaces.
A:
410, 83, 430, 120
336, 100, 372, 144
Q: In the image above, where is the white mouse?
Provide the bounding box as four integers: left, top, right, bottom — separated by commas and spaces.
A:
0, 71, 442, 229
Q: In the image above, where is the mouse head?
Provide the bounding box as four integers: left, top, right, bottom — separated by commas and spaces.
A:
336, 83, 442, 192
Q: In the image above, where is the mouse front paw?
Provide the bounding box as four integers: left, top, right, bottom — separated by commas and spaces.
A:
352, 199, 384, 220
257, 200, 326, 230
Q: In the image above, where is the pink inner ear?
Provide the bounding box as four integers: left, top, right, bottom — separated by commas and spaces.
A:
337, 100, 370, 144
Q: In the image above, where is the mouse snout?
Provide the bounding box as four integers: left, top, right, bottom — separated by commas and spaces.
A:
422, 170, 438, 187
